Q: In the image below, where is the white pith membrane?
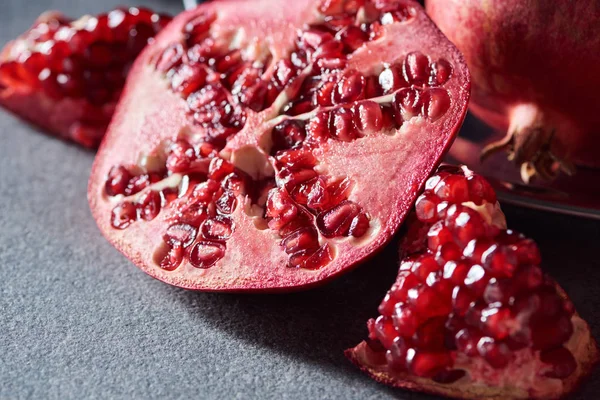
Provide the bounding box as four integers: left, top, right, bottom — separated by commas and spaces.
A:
90, 0, 471, 290
347, 174, 598, 399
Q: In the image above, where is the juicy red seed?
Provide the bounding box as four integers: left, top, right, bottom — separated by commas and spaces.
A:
481, 244, 517, 278
379, 65, 406, 94
332, 70, 365, 104
386, 337, 410, 371
279, 168, 318, 189
187, 85, 228, 112
208, 158, 235, 181
467, 174, 497, 205
484, 278, 515, 305
288, 244, 332, 270
415, 193, 440, 223
275, 149, 318, 170
480, 307, 512, 340
335, 25, 367, 51
393, 87, 423, 122
374, 315, 398, 349
463, 264, 490, 296
166, 140, 196, 173
411, 255, 439, 282
421, 88, 451, 121
435, 242, 462, 263
392, 303, 420, 337
215, 191, 237, 214
412, 317, 447, 351
315, 80, 335, 107
281, 227, 320, 254
540, 347, 577, 379
156, 43, 185, 73
477, 337, 511, 369
427, 222, 453, 251
530, 314, 573, 350
84, 42, 112, 67
330, 107, 359, 141
271, 120, 306, 151
171, 64, 208, 97
353, 101, 383, 134
298, 28, 334, 50
442, 261, 470, 285
408, 351, 452, 378
184, 11, 216, 44
138, 190, 162, 221
105, 166, 132, 196
201, 216, 233, 241
164, 223, 198, 247
429, 58, 453, 85
403, 51, 429, 84
159, 244, 184, 271
455, 328, 482, 357
317, 200, 368, 238
408, 284, 451, 319
306, 111, 331, 143
189, 241, 225, 268
434, 174, 469, 203
111, 202, 137, 229
452, 286, 474, 317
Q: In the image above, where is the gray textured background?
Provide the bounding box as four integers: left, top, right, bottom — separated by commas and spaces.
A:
1, 1, 599, 399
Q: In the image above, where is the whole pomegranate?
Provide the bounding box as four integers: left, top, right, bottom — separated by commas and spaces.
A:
426, 0, 600, 182
347, 165, 598, 399
88, 0, 471, 291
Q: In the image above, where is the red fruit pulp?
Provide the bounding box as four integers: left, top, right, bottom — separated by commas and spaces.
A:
426, 0, 600, 182
0, 8, 171, 147
88, 0, 470, 291
346, 165, 598, 399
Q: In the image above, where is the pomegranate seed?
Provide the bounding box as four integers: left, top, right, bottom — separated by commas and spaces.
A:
105, 165, 132, 196
281, 227, 320, 254
429, 58, 453, 85
164, 223, 198, 248
386, 337, 410, 371
332, 70, 365, 104
271, 120, 306, 151
159, 243, 184, 271
392, 304, 420, 337
403, 51, 429, 84
407, 350, 452, 378
455, 328, 481, 357
477, 337, 511, 369
452, 286, 474, 317
317, 200, 368, 237
111, 202, 137, 229
138, 190, 162, 221
166, 140, 196, 173
184, 11, 216, 45
335, 25, 367, 52
298, 29, 334, 50
374, 315, 398, 349
393, 87, 423, 122
412, 317, 446, 351
315, 80, 335, 107
189, 241, 225, 268
170, 64, 208, 97
352, 101, 383, 135
330, 107, 359, 141
208, 158, 235, 181
156, 43, 185, 73
306, 111, 331, 143
410, 255, 439, 282
201, 216, 233, 241
215, 191, 237, 214
421, 88, 451, 121
379, 65, 406, 94
427, 222, 453, 250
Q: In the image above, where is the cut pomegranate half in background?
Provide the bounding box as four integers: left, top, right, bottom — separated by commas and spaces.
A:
88, 0, 470, 291
346, 165, 598, 399
0, 7, 171, 147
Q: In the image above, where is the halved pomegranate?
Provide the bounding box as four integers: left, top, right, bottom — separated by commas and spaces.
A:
88, 0, 470, 291
0, 8, 171, 147
346, 165, 598, 399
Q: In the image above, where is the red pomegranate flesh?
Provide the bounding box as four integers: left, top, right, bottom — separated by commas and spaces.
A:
0, 8, 171, 147
346, 165, 598, 399
426, 0, 600, 182
88, 0, 470, 291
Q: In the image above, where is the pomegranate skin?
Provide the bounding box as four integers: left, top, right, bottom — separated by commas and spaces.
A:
426, 0, 600, 181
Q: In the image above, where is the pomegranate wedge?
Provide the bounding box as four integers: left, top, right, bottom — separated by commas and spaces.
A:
88, 0, 470, 291
0, 8, 171, 147
347, 165, 598, 399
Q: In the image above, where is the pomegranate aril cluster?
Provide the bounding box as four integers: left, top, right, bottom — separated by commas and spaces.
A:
369, 166, 577, 381
266, 149, 370, 269
0, 8, 170, 109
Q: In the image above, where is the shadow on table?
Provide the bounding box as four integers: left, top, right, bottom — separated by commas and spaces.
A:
172, 199, 600, 400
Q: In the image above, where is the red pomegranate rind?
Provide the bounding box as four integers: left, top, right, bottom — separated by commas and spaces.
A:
0, 8, 171, 148
346, 166, 598, 399
88, 0, 470, 291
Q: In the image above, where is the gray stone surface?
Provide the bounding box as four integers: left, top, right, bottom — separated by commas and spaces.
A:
1, 1, 599, 399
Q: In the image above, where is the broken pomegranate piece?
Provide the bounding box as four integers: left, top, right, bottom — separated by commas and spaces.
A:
346, 165, 598, 399
88, 0, 470, 291
0, 8, 171, 147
